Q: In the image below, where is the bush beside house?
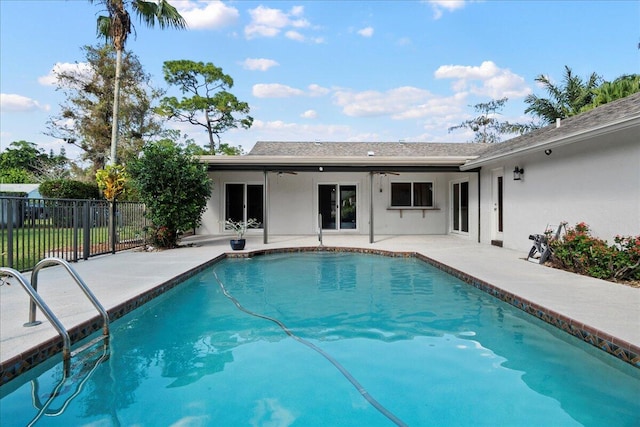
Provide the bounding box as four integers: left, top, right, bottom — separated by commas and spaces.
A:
547, 222, 640, 285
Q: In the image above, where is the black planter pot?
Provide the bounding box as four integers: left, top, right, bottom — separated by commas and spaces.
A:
230, 239, 246, 250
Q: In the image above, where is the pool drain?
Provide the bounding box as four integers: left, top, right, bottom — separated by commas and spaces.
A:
212, 270, 408, 427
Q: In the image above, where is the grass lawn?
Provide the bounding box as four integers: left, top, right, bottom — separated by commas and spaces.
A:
1, 225, 142, 271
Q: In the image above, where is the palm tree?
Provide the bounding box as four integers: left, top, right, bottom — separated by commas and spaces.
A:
91, 0, 186, 165
524, 66, 601, 125
584, 74, 640, 111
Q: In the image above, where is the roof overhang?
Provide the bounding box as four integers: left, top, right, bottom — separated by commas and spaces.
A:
199, 155, 480, 173
460, 114, 640, 171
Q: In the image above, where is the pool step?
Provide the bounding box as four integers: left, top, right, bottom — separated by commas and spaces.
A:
70, 335, 109, 361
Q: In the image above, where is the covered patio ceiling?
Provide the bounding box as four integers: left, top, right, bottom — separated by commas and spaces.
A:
199, 155, 481, 173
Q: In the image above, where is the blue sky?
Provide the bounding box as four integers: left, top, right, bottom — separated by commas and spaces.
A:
1, 0, 638, 161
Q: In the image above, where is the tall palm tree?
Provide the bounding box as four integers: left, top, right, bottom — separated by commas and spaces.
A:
524, 66, 601, 125
91, 0, 186, 165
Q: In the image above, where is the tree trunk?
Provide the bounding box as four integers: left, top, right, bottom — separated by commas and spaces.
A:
110, 48, 122, 165
205, 110, 216, 154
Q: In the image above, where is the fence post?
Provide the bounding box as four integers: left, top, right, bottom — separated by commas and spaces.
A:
72, 201, 79, 262
83, 202, 91, 260
109, 201, 116, 254
7, 200, 14, 269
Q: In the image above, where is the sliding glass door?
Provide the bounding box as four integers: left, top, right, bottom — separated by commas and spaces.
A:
318, 184, 357, 230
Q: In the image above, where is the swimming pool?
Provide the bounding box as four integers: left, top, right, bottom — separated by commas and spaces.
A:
1, 252, 639, 426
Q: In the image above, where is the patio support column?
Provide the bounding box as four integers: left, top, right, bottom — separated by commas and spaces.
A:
477, 169, 481, 243
263, 170, 269, 244
369, 172, 374, 244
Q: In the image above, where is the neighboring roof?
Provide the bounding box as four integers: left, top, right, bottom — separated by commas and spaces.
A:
201, 141, 489, 172
0, 184, 40, 196
461, 92, 640, 169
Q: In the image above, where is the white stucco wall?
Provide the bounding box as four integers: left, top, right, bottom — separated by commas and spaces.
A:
478, 127, 640, 253
198, 170, 479, 239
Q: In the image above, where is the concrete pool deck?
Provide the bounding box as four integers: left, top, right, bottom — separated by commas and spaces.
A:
2, 234, 639, 384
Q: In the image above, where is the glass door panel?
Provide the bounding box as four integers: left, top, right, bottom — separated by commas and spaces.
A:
340, 185, 356, 229
452, 181, 469, 233
318, 185, 336, 229
247, 184, 264, 227
225, 184, 244, 222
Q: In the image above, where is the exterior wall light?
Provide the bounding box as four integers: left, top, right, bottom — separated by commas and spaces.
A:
544, 149, 553, 155
513, 166, 524, 181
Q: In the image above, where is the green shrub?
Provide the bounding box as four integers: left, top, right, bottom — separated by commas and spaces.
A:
548, 222, 640, 282
40, 179, 100, 200
128, 140, 211, 248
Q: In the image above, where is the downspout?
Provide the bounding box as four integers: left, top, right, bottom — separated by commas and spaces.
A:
477, 168, 481, 243
263, 170, 268, 244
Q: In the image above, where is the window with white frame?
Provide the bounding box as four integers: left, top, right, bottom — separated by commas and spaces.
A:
390, 182, 434, 207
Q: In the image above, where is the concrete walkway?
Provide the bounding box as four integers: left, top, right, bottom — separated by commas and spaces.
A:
2, 234, 639, 383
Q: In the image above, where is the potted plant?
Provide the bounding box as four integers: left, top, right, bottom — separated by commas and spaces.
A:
224, 218, 259, 250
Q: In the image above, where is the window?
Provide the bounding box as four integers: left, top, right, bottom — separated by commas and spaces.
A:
225, 183, 263, 227
390, 182, 433, 207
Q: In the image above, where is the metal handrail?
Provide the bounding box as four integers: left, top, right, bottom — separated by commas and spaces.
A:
29, 258, 110, 338
27, 342, 109, 426
0, 267, 72, 369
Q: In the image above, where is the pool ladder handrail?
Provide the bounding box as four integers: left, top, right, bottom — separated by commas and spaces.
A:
27, 342, 110, 427
0, 266, 72, 365
0, 257, 110, 374
29, 257, 110, 340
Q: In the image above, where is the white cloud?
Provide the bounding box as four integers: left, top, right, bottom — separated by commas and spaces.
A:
308, 84, 330, 97
38, 62, 93, 86
252, 83, 329, 98
245, 5, 313, 41
332, 86, 433, 117
285, 30, 305, 42
435, 61, 531, 99
290, 6, 304, 17
357, 27, 374, 37
301, 109, 317, 119
393, 95, 464, 120
175, 1, 239, 30
246, 24, 280, 38
253, 83, 305, 98
250, 119, 351, 138
242, 58, 279, 71
426, 0, 466, 19
0, 93, 49, 112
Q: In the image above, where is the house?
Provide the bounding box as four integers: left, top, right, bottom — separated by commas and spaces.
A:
465, 91, 640, 252
0, 184, 42, 227
0, 184, 41, 199
198, 92, 640, 253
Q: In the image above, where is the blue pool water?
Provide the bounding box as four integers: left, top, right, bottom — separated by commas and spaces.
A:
1, 252, 639, 426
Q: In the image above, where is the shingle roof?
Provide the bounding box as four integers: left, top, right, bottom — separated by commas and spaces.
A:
248, 141, 490, 157
474, 91, 640, 161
